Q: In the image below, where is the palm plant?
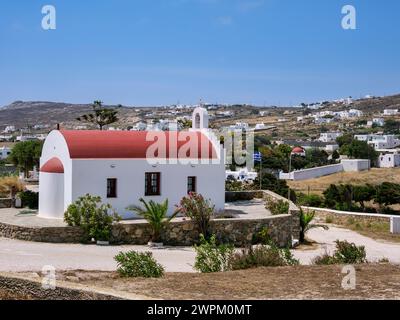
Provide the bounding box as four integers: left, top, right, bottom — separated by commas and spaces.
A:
127, 198, 177, 243
299, 209, 329, 243
76, 100, 119, 130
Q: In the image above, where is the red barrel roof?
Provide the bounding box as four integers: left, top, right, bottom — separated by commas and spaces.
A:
59, 130, 218, 159
40, 157, 64, 173
292, 147, 305, 154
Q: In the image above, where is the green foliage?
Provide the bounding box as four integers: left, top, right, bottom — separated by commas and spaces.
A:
127, 198, 176, 242
383, 119, 400, 134
252, 227, 271, 245
336, 134, 354, 148
254, 172, 290, 198
352, 184, 376, 210
76, 100, 119, 130
64, 194, 121, 241
176, 193, 214, 238
230, 243, 299, 270
299, 209, 329, 243
296, 193, 324, 207
375, 182, 400, 206
18, 190, 38, 209
313, 240, 367, 265
114, 251, 164, 278
9, 141, 43, 176
339, 139, 378, 164
193, 234, 234, 273
225, 179, 244, 191
266, 199, 289, 216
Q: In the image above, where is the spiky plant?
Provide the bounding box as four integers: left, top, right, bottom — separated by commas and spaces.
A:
127, 198, 177, 242
299, 209, 329, 243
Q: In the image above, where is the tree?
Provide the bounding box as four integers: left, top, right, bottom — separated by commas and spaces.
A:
299, 209, 328, 243
332, 150, 340, 161
127, 198, 177, 243
336, 134, 353, 148
352, 184, 376, 211
254, 172, 292, 199
383, 119, 400, 134
374, 182, 400, 207
323, 184, 340, 208
76, 100, 119, 130
9, 140, 43, 176
339, 140, 378, 164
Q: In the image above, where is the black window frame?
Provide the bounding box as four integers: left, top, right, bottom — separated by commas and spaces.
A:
145, 172, 161, 196
107, 178, 117, 198
187, 176, 197, 194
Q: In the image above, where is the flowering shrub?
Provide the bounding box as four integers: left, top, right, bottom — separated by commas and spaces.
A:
176, 192, 214, 238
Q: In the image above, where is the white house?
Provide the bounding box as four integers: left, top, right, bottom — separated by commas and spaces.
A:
367, 118, 385, 127
384, 109, 398, 116
318, 132, 342, 143
354, 134, 400, 149
377, 153, 400, 168
0, 146, 11, 159
39, 108, 225, 219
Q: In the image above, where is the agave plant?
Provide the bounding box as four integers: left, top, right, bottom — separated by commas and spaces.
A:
299, 209, 329, 243
127, 198, 177, 243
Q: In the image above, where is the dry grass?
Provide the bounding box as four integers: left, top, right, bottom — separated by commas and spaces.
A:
51, 265, 400, 300
288, 168, 400, 195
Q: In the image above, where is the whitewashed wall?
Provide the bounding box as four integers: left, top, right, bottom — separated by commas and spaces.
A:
71, 159, 225, 219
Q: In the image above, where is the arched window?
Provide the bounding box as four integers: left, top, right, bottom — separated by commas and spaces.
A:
195, 113, 201, 129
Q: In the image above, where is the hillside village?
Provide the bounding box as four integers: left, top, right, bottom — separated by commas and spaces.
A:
1, 94, 400, 301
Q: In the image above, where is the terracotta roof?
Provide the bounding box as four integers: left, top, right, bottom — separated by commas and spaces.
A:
292, 147, 305, 154
59, 130, 218, 159
40, 157, 64, 173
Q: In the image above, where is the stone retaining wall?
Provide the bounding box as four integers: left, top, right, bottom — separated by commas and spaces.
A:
0, 222, 85, 243
112, 214, 293, 247
0, 198, 12, 209
0, 190, 299, 246
0, 274, 122, 300
302, 206, 392, 224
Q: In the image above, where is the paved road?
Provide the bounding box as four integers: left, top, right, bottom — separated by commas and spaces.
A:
293, 226, 400, 264
1, 225, 399, 273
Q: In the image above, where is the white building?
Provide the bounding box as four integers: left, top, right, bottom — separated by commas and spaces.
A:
225, 167, 258, 182
318, 132, 343, 143
384, 109, 398, 116
0, 147, 11, 159
377, 153, 400, 168
39, 108, 225, 219
3, 126, 16, 133
367, 118, 385, 127
354, 134, 400, 149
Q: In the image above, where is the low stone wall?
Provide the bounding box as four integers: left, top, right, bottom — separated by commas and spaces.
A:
0, 198, 12, 209
0, 274, 122, 300
0, 222, 85, 243
113, 214, 293, 247
302, 206, 392, 224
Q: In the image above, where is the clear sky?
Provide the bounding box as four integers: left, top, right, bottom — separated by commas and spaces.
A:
1, 0, 400, 107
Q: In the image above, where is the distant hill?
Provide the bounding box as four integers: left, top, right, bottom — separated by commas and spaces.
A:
0, 101, 141, 130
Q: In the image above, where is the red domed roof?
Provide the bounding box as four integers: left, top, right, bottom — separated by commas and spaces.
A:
292, 147, 305, 154
59, 130, 218, 159
40, 157, 64, 173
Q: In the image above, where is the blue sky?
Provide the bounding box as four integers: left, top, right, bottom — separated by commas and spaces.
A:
1, 0, 400, 107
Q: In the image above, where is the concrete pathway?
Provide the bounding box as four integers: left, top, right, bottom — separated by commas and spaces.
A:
1, 225, 399, 273
292, 225, 400, 265
224, 199, 271, 219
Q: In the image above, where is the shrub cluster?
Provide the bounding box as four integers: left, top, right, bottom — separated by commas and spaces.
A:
266, 199, 289, 216
18, 190, 39, 209
313, 240, 367, 265
64, 194, 121, 242
114, 250, 164, 278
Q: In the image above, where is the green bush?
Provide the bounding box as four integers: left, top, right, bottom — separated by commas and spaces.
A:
64, 194, 121, 242
230, 243, 299, 270
252, 227, 271, 245
193, 234, 234, 273
114, 251, 164, 278
18, 190, 39, 209
313, 240, 367, 265
266, 199, 289, 215
296, 193, 324, 207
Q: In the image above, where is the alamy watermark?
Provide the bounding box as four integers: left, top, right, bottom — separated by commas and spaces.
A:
342, 5, 357, 30
41, 5, 56, 30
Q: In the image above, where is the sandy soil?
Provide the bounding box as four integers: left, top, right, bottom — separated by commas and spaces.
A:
51, 264, 400, 300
